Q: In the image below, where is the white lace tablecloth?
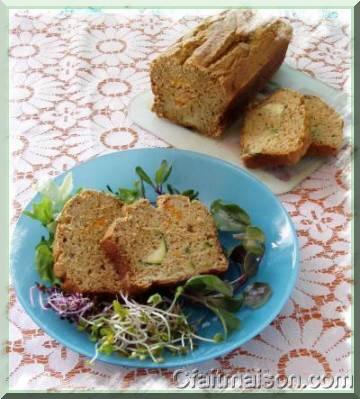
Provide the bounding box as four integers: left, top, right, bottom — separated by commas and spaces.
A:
9, 9, 352, 392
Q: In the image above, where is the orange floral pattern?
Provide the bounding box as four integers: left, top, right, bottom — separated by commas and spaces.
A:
9, 9, 352, 391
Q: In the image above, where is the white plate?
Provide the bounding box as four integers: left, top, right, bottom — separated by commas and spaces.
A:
129, 64, 350, 194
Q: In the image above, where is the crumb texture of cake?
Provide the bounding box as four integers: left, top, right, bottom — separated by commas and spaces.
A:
53, 190, 126, 295
240, 88, 311, 168
101, 195, 228, 295
150, 10, 293, 137
304, 95, 344, 156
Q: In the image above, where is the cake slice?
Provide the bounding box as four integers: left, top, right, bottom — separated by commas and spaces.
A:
101, 195, 228, 295
304, 95, 344, 156
150, 10, 292, 137
240, 89, 311, 168
53, 190, 127, 295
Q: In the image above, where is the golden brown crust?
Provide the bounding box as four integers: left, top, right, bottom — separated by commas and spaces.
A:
242, 134, 311, 168
307, 143, 338, 157
152, 11, 292, 76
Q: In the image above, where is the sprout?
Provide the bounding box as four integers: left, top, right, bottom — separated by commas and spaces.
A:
45, 287, 94, 320
42, 288, 220, 363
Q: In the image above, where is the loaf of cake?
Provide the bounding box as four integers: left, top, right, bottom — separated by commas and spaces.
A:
101, 195, 228, 295
150, 10, 293, 137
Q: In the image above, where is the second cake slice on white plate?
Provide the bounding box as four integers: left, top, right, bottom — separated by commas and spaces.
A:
240, 88, 311, 169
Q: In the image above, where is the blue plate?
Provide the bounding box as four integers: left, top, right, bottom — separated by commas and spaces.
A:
11, 148, 299, 368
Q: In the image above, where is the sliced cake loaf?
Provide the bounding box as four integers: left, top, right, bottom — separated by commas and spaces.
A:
240, 89, 311, 168
304, 95, 344, 156
101, 195, 228, 295
150, 10, 292, 137
53, 190, 127, 295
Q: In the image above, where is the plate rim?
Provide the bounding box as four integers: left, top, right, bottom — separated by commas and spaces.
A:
11, 148, 300, 368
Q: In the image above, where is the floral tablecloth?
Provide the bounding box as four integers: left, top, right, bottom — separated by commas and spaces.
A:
9, 9, 352, 391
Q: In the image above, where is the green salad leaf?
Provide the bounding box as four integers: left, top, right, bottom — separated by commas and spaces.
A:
35, 237, 59, 284
37, 172, 73, 214
118, 181, 143, 203
24, 196, 54, 228
116, 188, 140, 204
107, 180, 144, 203
243, 252, 262, 277
136, 166, 156, 188
155, 160, 172, 186
237, 226, 265, 256
180, 275, 243, 339
205, 304, 241, 338
229, 225, 266, 283
167, 184, 199, 200
243, 282, 272, 309
206, 294, 244, 312
166, 184, 179, 195
210, 199, 250, 232
112, 160, 199, 202
184, 274, 233, 297
25, 173, 74, 228
25, 173, 74, 284
180, 189, 199, 201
